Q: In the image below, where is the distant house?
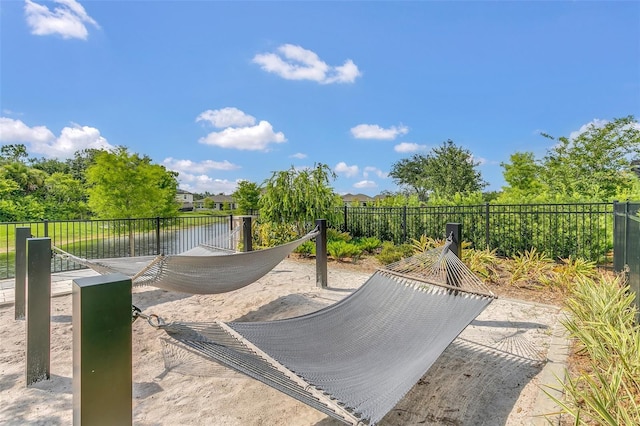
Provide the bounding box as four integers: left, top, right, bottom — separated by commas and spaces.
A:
194, 194, 237, 211
341, 193, 374, 206
176, 189, 194, 211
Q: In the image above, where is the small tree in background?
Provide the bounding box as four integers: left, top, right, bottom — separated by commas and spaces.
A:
232, 180, 261, 214
389, 139, 487, 201
86, 146, 179, 218
259, 163, 342, 235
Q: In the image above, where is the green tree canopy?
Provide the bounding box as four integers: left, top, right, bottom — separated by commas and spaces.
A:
540, 116, 640, 200
389, 139, 487, 201
86, 147, 179, 218
259, 163, 342, 234
232, 180, 262, 214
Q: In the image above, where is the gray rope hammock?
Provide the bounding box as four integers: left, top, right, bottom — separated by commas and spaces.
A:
159, 241, 496, 425
53, 228, 319, 294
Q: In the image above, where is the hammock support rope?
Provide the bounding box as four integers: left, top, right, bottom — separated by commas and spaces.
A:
160, 241, 496, 425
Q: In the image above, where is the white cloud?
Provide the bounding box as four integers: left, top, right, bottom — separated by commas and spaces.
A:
24, 0, 99, 40
363, 166, 387, 179
394, 142, 427, 153
569, 118, 640, 140
163, 157, 240, 174
196, 107, 256, 128
0, 117, 113, 158
199, 120, 286, 151
353, 180, 377, 189
290, 152, 307, 159
0, 117, 55, 144
351, 124, 409, 140
334, 161, 359, 178
471, 155, 487, 166
177, 173, 240, 195
253, 44, 361, 84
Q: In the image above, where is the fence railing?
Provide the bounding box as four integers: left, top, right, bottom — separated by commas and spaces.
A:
0, 202, 624, 280
613, 201, 640, 317
0, 215, 235, 280
338, 202, 615, 262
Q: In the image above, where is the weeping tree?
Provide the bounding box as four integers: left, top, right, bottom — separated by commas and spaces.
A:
259, 163, 342, 235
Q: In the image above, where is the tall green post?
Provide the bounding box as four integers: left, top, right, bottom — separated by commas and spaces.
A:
73, 273, 132, 425
26, 237, 51, 385
316, 219, 328, 288
15, 227, 31, 320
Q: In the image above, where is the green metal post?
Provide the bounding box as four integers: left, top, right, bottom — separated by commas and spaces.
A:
316, 219, 328, 288
15, 227, 30, 320
242, 216, 252, 252
73, 273, 132, 425
26, 237, 51, 386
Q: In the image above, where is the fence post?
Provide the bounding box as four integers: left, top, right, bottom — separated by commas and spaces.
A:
242, 216, 252, 252
343, 205, 348, 233
402, 206, 408, 243
155, 217, 161, 255
26, 237, 51, 386
316, 219, 328, 288
485, 202, 490, 250
624, 201, 629, 268
14, 227, 30, 320
43, 219, 49, 237
73, 273, 132, 425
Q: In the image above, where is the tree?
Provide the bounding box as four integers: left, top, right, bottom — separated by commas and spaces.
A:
389, 139, 487, 201
498, 152, 547, 201
86, 147, 180, 218
0, 144, 28, 163
259, 163, 342, 234
43, 172, 89, 219
540, 115, 640, 200
232, 180, 261, 214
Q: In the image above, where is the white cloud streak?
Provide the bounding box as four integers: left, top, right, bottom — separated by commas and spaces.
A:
353, 180, 377, 189
163, 157, 240, 174
196, 107, 256, 128
253, 44, 361, 84
24, 0, 99, 40
334, 161, 359, 178
351, 124, 409, 140
0, 117, 113, 158
290, 152, 307, 159
197, 108, 286, 151
363, 166, 387, 179
394, 142, 427, 153
177, 174, 240, 195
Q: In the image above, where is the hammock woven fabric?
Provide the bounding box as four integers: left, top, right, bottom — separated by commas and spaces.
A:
161, 243, 496, 425
53, 228, 319, 294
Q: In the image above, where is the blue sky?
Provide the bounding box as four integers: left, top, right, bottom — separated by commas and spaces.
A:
1, 1, 639, 196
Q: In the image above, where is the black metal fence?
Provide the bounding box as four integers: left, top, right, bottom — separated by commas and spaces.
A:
1, 215, 234, 279
338, 202, 615, 262
613, 201, 640, 316
0, 202, 625, 280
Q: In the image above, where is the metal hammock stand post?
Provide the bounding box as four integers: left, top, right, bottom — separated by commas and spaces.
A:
158, 239, 497, 425
52, 227, 320, 295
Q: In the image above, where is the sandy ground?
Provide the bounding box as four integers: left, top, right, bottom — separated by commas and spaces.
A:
0, 258, 568, 425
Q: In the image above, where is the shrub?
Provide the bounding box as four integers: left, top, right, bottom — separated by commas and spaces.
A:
508, 247, 554, 286
354, 236, 382, 254
327, 228, 352, 242
327, 240, 362, 261
294, 240, 316, 257
376, 241, 414, 265
462, 246, 500, 282
545, 274, 640, 425
410, 235, 445, 253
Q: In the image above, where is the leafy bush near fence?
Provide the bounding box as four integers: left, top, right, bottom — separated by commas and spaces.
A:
546, 275, 640, 425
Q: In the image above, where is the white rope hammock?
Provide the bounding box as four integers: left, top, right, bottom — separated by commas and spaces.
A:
53, 228, 319, 294
159, 241, 496, 425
